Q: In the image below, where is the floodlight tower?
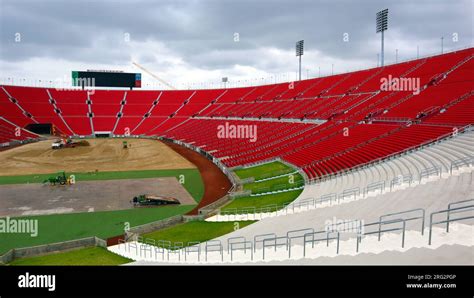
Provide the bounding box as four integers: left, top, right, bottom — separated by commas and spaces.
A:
376, 9, 388, 66
222, 77, 228, 88
296, 40, 304, 81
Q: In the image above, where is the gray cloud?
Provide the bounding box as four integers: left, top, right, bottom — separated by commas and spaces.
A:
0, 0, 472, 80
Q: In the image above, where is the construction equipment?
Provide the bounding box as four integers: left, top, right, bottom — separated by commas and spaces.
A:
43, 171, 68, 186
51, 138, 76, 149
52, 138, 89, 149
132, 62, 177, 90
52, 138, 69, 149
132, 194, 180, 207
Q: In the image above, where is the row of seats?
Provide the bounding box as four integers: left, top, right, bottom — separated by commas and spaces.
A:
0, 48, 472, 180
0, 117, 39, 145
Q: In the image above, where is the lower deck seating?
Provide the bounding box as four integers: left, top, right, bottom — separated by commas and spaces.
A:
0, 117, 39, 144
0, 48, 472, 178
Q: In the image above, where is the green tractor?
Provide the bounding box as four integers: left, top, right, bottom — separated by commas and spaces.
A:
43, 171, 68, 186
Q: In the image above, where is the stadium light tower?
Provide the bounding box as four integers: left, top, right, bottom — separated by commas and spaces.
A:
222, 77, 228, 88
376, 9, 388, 66
296, 40, 304, 81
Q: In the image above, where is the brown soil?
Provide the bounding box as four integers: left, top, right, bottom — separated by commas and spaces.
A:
163, 141, 231, 215
0, 138, 195, 176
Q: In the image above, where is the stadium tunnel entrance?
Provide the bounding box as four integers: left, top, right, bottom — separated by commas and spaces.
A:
95, 132, 112, 138
25, 123, 53, 135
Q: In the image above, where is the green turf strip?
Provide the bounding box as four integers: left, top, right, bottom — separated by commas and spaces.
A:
9, 246, 132, 266
222, 189, 303, 211
141, 221, 256, 247
0, 205, 194, 255
229, 161, 304, 209
0, 168, 203, 202
243, 173, 304, 194
234, 161, 294, 180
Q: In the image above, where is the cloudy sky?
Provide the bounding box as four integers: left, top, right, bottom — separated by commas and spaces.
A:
0, 0, 472, 89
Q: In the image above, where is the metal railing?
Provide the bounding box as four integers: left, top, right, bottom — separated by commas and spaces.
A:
303, 231, 340, 256
229, 240, 253, 261
254, 233, 277, 253
450, 156, 473, 174
364, 181, 385, 195
390, 174, 413, 191
428, 200, 474, 245
419, 165, 442, 183
287, 228, 314, 258
227, 236, 246, 254
205, 240, 223, 262
365, 219, 407, 249
378, 208, 425, 239
446, 199, 474, 232
184, 242, 201, 262
116, 200, 473, 263
262, 236, 289, 260
339, 187, 361, 202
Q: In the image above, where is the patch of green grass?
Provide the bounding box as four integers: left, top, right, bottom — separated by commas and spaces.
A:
0, 205, 194, 255
234, 161, 294, 180
9, 247, 132, 266
141, 221, 256, 246
222, 189, 303, 211
230, 161, 304, 210
0, 168, 204, 202
243, 173, 304, 194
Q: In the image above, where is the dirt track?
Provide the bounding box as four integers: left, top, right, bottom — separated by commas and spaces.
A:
0, 138, 195, 176
164, 141, 231, 215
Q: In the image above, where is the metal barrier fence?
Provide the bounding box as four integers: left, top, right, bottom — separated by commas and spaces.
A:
450, 156, 473, 174
205, 240, 223, 262
262, 236, 288, 260
390, 174, 413, 191
287, 228, 314, 258
419, 166, 442, 183
446, 199, 474, 232
185, 242, 201, 262
229, 240, 253, 261
378, 208, 425, 239
303, 231, 340, 256
428, 200, 474, 245
254, 233, 277, 253
339, 187, 360, 202
365, 218, 407, 249
365, 181, 385, 195
227, 236, 246, 254
116, 199, 473, 263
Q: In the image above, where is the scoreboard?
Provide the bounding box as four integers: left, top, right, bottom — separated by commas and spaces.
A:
72, 71, 141, 88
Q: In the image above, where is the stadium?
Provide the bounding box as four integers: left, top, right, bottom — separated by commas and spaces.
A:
0, 0, 472, 276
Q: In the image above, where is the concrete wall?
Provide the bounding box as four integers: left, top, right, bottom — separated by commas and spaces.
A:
0, 236, 106, 264
199, 195, 231, 216
127, 215, 184, 235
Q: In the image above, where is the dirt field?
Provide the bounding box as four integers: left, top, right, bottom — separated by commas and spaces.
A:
0, 138, 195, 176
0, 178, 196, 217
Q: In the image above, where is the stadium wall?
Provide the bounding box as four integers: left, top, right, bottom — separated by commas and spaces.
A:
0, 237, 107, 264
